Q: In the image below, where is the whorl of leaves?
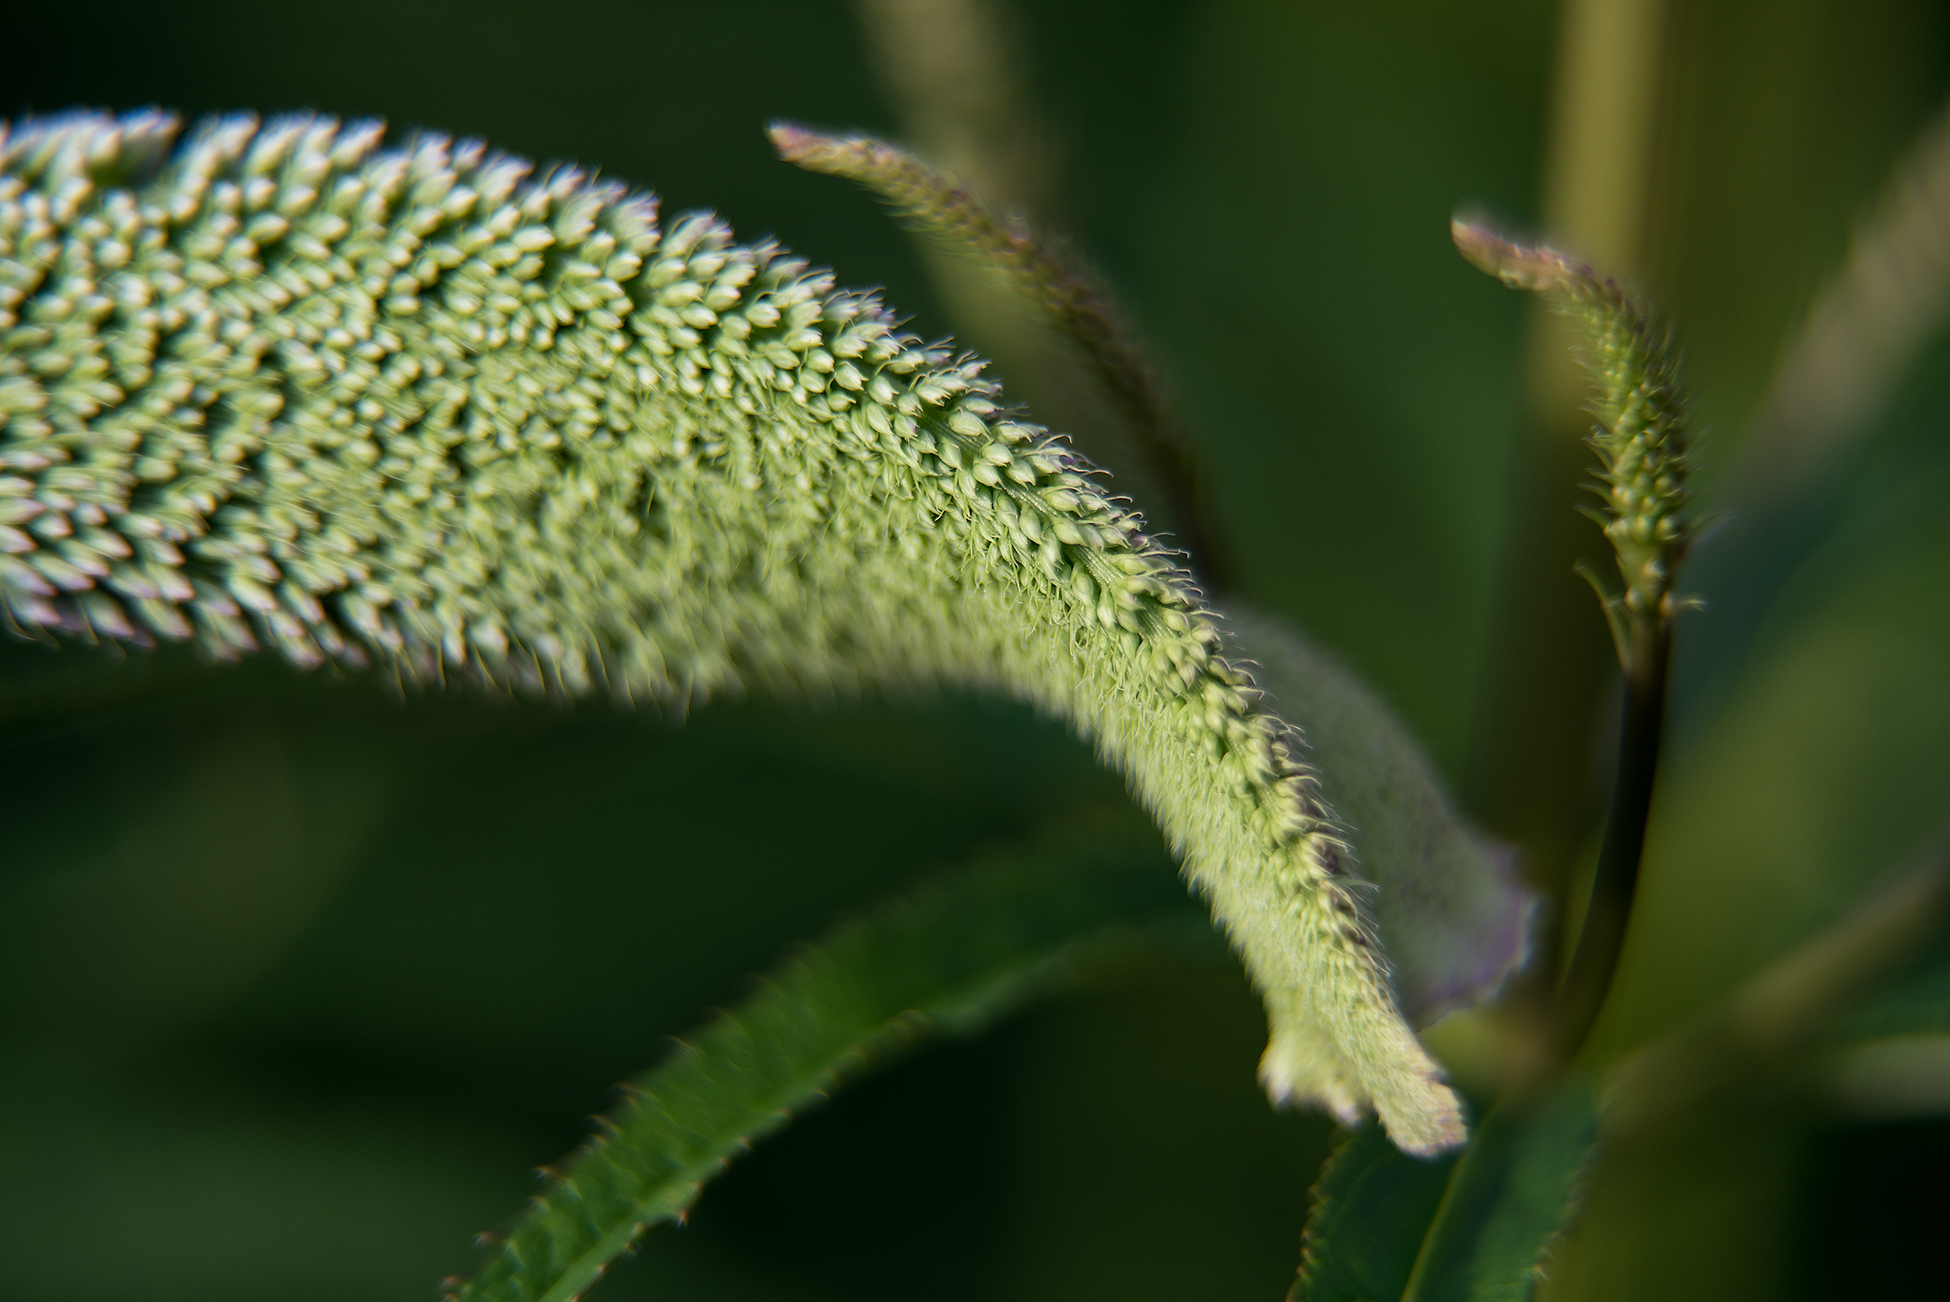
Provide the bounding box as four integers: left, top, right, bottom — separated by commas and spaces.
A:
0, 111, 1464, 1151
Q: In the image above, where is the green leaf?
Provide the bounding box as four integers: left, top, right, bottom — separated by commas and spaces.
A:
1291, 1081, 1599, 1302
1291, 1123, 1461, 1302
1398, 1080, 1600, 1302
449, 843, 1202, 1302
0, 110, 1512, 1151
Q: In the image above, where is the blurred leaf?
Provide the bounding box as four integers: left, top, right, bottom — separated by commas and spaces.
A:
1838, 929, 1950, 1042
1225, 606, 1532, 1028
452, 844, 1202, 1302
1645, 0, 1945, 448
1291, 1123, 1460, 1302
1539, 1078, 1806, 1302
1603, 836, 1950, 1146
1290, 1080, 1598, 1302
1399, 1080, 1599, 1302
1730, 97, 1950, 511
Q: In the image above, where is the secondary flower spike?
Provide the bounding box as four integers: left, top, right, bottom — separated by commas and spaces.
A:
1, 112, 1527, 1153
1454, 215, 1695, 1054
1452, 216, 1695, 671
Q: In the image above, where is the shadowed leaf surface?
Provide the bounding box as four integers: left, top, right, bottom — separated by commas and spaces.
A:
1292, 1122, 1459, 1302
453, 844, 1202, 1302
1401, 1081, 1599, 1302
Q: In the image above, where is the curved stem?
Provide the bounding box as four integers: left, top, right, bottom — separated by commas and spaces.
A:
1555, 618, 1671, 1058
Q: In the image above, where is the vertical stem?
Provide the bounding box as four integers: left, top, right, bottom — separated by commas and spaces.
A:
1556, 619, 1671, 1057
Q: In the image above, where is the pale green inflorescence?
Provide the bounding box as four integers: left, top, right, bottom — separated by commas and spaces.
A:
1, 112, 1504, 1152
1452, 219, 1693, 645
1578, 294, 1691, 631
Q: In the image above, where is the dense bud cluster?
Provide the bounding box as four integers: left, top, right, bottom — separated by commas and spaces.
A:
1, 113, 1468, 1153
1577, 294, 1692, 625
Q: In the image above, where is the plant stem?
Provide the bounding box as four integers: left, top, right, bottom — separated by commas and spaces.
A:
1555, 616, 1671, 1059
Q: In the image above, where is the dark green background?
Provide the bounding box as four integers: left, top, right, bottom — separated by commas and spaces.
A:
4, 1, 1948, 1298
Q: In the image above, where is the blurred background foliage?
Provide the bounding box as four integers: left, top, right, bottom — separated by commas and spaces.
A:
3, 0, 1948, 1298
